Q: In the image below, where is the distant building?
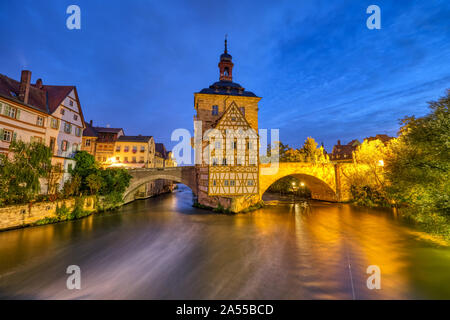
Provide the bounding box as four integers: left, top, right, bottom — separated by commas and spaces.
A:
0, 70, 85, 189
330, 139, 361, 162
81, 122, 124, 165
81, 120, 97, 155
114, 135, 155, 168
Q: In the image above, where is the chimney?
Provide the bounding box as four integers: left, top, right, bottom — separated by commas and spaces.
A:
89, 120, 93, 126
337, 140, 341, 145
35, 78, 43, 89
19, 70, 32, 104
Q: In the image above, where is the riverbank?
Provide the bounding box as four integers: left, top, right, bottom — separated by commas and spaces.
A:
0, 196, 111, 232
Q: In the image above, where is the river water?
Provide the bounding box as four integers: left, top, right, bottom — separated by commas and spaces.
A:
0, 185, 449, 299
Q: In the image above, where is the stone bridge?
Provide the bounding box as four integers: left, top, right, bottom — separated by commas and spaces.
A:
259, 162, 351, 202
123, 166, 197, 203
124, 162, 352, 205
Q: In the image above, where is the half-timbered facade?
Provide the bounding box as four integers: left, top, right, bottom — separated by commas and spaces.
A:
194, 39, 262, 210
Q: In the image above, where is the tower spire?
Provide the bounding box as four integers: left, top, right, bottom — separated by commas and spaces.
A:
219, 36, 233, 81
224, 34, 228, 54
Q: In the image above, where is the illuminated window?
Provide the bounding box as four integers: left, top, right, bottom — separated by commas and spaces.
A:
85, 139, 91, 147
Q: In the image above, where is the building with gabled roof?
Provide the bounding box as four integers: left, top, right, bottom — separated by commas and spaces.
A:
0, 70, 86, 190
194, 39, 261, 210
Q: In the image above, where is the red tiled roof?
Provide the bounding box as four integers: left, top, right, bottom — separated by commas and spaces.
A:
83, 123, 98, 137
94, 127, 124, 134
0, 72, 77, 116
117, 135, 153, 142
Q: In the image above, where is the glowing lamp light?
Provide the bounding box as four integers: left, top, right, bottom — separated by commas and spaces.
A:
378, 160, 384, 167
300, 182, 305, 187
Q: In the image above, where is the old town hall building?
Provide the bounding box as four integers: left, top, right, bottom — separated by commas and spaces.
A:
194, 39, 261, 211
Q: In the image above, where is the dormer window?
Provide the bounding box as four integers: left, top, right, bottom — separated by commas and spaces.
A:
212, 105, 218, 116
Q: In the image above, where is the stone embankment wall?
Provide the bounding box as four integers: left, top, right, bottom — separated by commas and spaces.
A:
0, 196, 96, 231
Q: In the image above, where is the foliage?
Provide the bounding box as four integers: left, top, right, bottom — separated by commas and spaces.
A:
86, 173, 103, 195
344, 139, 390, 207
99, 168, 131, 196
385, 90, 450, 219
63, 174, 81, 197
278, 138, 329, 163
70, 151, 100, 193
0, 141, 52, 205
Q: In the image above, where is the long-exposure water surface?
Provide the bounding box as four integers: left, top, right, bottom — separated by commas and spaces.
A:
1, 185, 449, 299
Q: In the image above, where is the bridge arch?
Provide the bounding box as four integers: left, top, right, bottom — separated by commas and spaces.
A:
124, 167, 197, 204
259, 163, 338, 202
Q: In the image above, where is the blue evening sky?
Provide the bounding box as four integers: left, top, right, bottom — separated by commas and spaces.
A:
1, 0, 449, 152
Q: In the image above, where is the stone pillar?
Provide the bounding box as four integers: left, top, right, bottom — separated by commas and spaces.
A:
334, 163, 342, 202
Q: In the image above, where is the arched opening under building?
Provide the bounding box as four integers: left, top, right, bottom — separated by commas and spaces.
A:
261, 173, 337, 203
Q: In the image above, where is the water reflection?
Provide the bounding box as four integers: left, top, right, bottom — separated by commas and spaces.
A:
0, 185, 449, 299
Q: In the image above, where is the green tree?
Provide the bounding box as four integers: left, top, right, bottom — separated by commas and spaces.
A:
0, 141, 52, 205
70, 151, 100, 193
86, 173, 103, 195
99, 168, 132, 196
385, 90, 450, 219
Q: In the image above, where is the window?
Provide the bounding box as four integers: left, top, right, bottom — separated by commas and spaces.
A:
140, 146, 145, 152
124, 146, 129, 152
116, 145, 121, 152
124, 157, 128, 163
2, 129, 12, 142
60, 108, 65, 115
230, 180, 235, 186
132, 156, 136, 163
139, 156, 144, 163
75, 127, 82, 137
61, 140, 68, 151
3, 105, 18, 119
222, 158, 227, 165
240, 107, 245, 116
224, 67, 229, 76
247, 180, 254, 186
64, 122, 72, 134
72, 143, 78, 152
73, 114, 78, 121
232, 141, 237, 149
132, 146, 137, 153
215, 141, 221, 149
50, 137, 56, 153
36, 116, 44, 127
85, 139, 91, 147
212, 105, 219, 116
231, 117, 236, 121
212, 158, 218, 166
213, 180, 216, 186
50, 118, 59, 129
224, 180, 229, 187
69, 100, 74, 107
